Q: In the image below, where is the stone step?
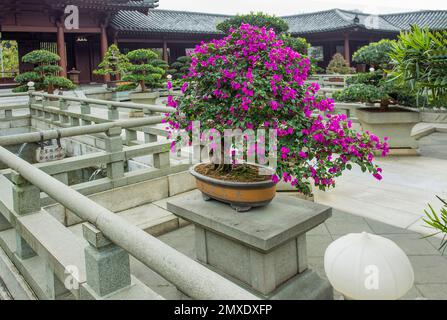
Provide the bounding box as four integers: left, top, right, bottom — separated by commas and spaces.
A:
116, 203, 181, 237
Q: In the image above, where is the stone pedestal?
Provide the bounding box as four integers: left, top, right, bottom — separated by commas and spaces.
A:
167, 192, 333, 300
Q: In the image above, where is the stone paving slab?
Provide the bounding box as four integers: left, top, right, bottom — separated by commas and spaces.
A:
159, 204, 447, 300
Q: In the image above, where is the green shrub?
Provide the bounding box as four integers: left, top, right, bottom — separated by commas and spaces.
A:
216, 12, 289, 34
14, 49, 75, 93
280, 34, 309, 55
333, 84, 387, 103
423, 196, 447, 253
94, 44, 128, 79
352, 39, 395, 69
388, 26, 447, 107
346, 70, 384, 86
168, 56, 192, 80
326, 53, 355, 74
122, 49, 167, 92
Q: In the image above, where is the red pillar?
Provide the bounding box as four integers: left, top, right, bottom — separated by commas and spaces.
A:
344, 32, 351, 66
56, 22, 67, 78
100, 26, 110, 83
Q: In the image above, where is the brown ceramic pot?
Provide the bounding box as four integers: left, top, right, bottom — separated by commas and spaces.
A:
189, 163, 277, 212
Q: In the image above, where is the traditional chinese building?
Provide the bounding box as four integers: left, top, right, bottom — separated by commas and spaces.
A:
0, 1, 446, 84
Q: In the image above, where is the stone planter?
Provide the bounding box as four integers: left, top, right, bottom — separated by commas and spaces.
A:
420, 109, 447, 123
129, 91, 160, 105
189, 163, 276, 212
356, 107, 421, 154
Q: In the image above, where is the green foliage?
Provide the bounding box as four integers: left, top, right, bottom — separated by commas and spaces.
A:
22, 50, 60, 65
43, 76, 76, 90
423, 196, 447, 253
352, 39, 395, 69
326, 53, 355, 74
94, 44, 128, 77
0, 41, 19, 75
122, 49, 167, 92
14, 49, 75, 93
280, 34, 309, 55
115, 83, 137, 92
388, 26, 447, 108
216, 12, 289, 34
169, 55, 192, 80
346, 70, 384, 86
333, 84, 388, 103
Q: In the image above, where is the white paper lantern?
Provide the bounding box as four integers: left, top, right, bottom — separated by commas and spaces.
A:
324, 232, 414, 300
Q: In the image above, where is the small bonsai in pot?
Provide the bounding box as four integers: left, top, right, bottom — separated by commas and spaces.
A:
326, 53, 355, 79
165, 24, 389, 211
94, 44, 128, 89
13, 50, 75, 94
123, 49, 168, 105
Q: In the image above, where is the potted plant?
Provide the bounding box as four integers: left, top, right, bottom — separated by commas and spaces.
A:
93, 44, 128, 89
165, 24, 389, 211
13, 50, 75, 95
123, 49, 167, 105
326, 53, 355, 82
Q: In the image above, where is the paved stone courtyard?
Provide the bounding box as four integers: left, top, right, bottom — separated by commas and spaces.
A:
157, 192, 447, 300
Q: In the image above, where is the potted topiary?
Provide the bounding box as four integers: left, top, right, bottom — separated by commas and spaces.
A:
165, 24, 389, 211
123, 49, 167, 105
94, 44, 128, 89
13, 50, 75, 95
348, 35, 429, 153
326, 53, 355, 82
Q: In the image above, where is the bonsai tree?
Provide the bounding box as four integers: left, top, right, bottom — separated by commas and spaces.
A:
389, 26, 447, 107
165, 24, 389, 196
122, 49, 167, 92
326, 53, 355, 74
217, 12, 289, 34
333, 84, 389, 105
93, 44, 128, 82
168, 55, 192, 84
352, 39, 395, 70
13, 49, 75, 93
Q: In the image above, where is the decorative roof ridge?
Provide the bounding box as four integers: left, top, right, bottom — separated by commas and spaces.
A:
381, 9, 446, 16
150, 8, 233, 18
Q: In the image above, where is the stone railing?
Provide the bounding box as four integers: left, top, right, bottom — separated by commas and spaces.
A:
0, 117, 189, 205
0, 145, 257, 300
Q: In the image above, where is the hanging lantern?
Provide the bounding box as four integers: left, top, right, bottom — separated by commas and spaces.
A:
324, 232, 414, 300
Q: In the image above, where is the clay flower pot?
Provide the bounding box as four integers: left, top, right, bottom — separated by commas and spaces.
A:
190, 163, 277, 212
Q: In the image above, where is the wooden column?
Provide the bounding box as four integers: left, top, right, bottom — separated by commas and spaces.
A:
344, 32, 350, 66
56, 22, 67, 78
163, 40, 169, 63
100, 26, 110, 83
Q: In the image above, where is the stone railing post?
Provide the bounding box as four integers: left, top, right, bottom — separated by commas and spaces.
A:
107, 104, 119, 120
70, 116, 80, 127
144, 131, 157, 143
153, 151, 170, 169
80, 223, 131, 299
80, 101, 91, 126
4, 108, 12, 120
59, 98, 68, 111
11, 171, 40, 260
124, 129, 137, 145
105, 127, 124, 180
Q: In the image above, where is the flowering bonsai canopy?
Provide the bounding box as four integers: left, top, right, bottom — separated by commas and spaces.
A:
165, 24, 389, 196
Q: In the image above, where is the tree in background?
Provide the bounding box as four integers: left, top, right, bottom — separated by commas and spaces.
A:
122, 49, 168, 92
352, 39, 395, 70
94, 44, 128, 82
216, 12, 289, 34
13, 50, 75, 93
326, 53, 355, 74
168, 55, 192, 83
0, 41, 19, 77
389, 26, 447, 107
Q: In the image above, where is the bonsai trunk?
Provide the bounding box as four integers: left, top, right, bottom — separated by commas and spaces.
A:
210, 138, 232, 173
47, 83, 55, 95
139, 80, 146, 92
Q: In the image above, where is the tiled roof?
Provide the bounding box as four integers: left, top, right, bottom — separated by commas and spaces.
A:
111, 8, 447, 35
284, 9, 400, 34
112, 9, 229, 34
382, 10, 447, 31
